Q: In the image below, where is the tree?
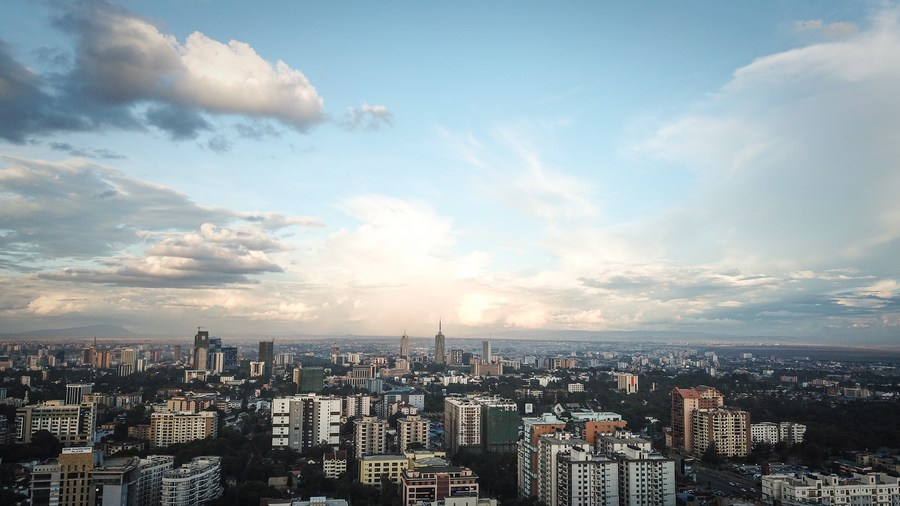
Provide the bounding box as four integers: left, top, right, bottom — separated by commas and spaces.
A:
701, 442, 722, 466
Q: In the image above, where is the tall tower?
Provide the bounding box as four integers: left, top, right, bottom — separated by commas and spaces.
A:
434, 321, 446, 365
400, 332, 410, 359
259, 340, 275, 378
192, 328, 209, 370
482, 339, 492, 364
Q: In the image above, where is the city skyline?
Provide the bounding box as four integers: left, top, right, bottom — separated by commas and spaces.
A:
1, 2, 899, 343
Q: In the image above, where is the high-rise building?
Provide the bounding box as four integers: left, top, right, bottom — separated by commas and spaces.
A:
221, 346, 238, 371
160, 456, 222, 506
31, 447, 99, 505
353, 415, 388, 458
434, 322, 446, 365
477, 396, 520, 454
557, 444, 619, 506
16, 400, 96, 446
444, 397, 481, 456
617, 373, 639, 394
65, 383, 93, 405
259, 340, 274, 378
295, 366, 325, 394
614, 444, 676, 506
137, 456, 176, 506
210, 352, 226, 374
192, 329, 209, 371
538, 434, 582, 506
670, 386, 724, 453
271, 394, 342, 452
400, 332, 410, 359
690, 407, 751, 457
349, 364, 377, 389
150, 411, 218, 448
482, 340, 491, 364
517, 413, 567, 498
398, 415, 429, 453
342, 394, 373, 419
173, 345, 182, 363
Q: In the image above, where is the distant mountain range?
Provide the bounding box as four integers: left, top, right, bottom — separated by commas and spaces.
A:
0, 324, 135, 338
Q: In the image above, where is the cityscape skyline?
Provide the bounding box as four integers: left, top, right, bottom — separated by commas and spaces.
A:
2, 2, 899, 343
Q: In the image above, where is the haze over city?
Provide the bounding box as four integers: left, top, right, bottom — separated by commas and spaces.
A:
2, 1, 899, 344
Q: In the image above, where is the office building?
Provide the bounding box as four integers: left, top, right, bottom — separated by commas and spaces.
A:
444, 397, 481, 456
150, 411, 217, 448
434, 322, 446, 365
221, 346, 238, 372
400, 464, 480, 506
271, 394, 342, 451
349, 364, 377, 389
353, 415, 388, 458
192, 329, 209, 371
31, 447, 99, 506
65, 383, 93, 405
259, 340, 275, 378
482, 340, 491, 364
16, 400, 96, 446
690, 407, 750, 457
670, 386, 724, 453
398, 415, 430, 453
400, 332, 410, 359
161, 456, 222, 506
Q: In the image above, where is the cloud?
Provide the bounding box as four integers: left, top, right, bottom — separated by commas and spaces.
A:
0, 2, 325, 142
630, 7, 900, 272
341, 103, 394, 131
39, 223, 285, 287
48, 142, 125, 159
0, 156, 321, 266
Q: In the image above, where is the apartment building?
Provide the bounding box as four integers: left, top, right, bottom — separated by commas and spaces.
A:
150, 411, 217, 448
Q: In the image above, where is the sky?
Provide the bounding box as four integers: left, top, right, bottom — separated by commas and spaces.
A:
1, 1, 899, 344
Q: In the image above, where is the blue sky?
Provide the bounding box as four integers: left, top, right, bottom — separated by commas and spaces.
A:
1, 1, 898, 343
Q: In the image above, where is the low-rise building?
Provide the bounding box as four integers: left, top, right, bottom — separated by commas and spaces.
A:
762, 472, 900, 506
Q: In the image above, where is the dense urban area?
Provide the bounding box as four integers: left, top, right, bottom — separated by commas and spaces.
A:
1, 328, 899, 506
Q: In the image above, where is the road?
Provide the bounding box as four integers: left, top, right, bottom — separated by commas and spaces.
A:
693, 465, 760, 500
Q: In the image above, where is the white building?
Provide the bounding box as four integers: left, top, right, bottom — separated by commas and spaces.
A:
615, 445, 675, 506
616, 374, 639, 394
558, 445, 619, 506
16, 400, 96, 446
537, 434, 582, 506
137, 455, 176, 506
762, 472, 900, 506
398, 415, 429, 453
272, 394, 342, 451
161, 456, 222, 506
751, 421, 806, 446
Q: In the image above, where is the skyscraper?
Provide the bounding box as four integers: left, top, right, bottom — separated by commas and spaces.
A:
670, 386, 724, 453
482, 339, 491, 364
258, 340, 274, 378
400, 332, 409, 359
434, 322, 445, 366
192, 329, 209, 371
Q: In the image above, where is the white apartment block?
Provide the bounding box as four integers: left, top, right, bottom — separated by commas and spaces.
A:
161, 456, 222, 506
538, 434, 582, 506
616, 445, 676, 506
444, 397, 482, 455
751, 421, 806, 446
398, 415, 430, 453
272, 394, 342, 451
342, 394, 373, 419
763, 472, 900, 506
16, 400, 96, 446
617, 374, 639, 394
690, 407, 750, 457
353, 415, 388, 458
137, 455, 175, 506
150, 411, 217, 448
558, 444, 619, 506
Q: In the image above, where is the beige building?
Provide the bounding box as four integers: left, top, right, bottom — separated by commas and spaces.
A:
16, 400, 96, 446
691, 407, 750, 457
617, 373, 639, 394
353, 415, 388, 458
397, 415, 429, 453
444, 397, 481, 456
150, 411, 217, 448
31, 447, 99, 505
670, 386, 724, 453
358, 454, 409, 485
